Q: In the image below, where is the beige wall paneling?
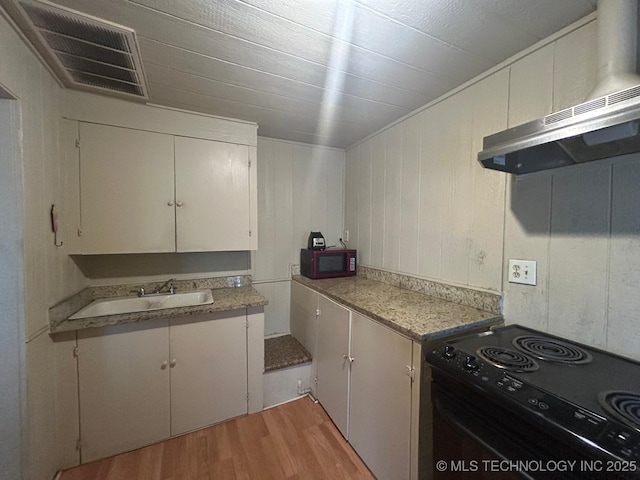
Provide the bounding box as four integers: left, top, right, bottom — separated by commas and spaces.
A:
255, 138, 343, 336
507, 45, 555, 127
552, 19, 597, 111
254, 138, 293, 336
349, 311, 413, 480
608, 159, 640, 360
246, 307, 265, 413
26, 332, 80, 474
254, 138, 293, 282
291, 142, 345, 249
174, 137, 253, 252
0, 94, 23, 480
370, 133, 386, 266
383, 124, 403, 271
325, 147, 346, 247
253, 281, 291, 337
63, 90, 258, 146
292, 143, 315, 249
78, 123, 176, 254
169, 311, 248, 435
502, 43, 556, 329
77, 319, 171, 463
417, 102, 449, 279
315, 295, 351, 438
467, 71, 509, 291
440, 89, 474, 286
21, 58, 48, 340
398, 115, 421, 275
502, 174, 553, 330
357, 139, 373, 264
0, 11, 87, 479
294, 143, 324, 245
344, 143, 360, 250
548, 164, 610, 348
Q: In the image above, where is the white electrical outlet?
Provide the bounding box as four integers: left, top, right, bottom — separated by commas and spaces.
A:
343, 229, 349, 242
508, 259, 537, 286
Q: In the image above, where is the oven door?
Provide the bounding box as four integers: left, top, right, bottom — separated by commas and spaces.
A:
431, 378, 609, 480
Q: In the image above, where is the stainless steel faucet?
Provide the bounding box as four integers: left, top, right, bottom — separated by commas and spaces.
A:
153, 278, 176, 294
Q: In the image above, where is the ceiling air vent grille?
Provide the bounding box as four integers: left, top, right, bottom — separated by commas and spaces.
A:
16, 0, 148, 99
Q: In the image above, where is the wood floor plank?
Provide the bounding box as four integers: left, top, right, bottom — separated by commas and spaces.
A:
60, 397, 374, 480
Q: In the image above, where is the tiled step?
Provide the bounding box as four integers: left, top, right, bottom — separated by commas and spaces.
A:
264, 334, 312, 372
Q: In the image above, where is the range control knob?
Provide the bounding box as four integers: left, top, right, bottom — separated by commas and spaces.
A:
443, 345, 456, 359
464, 355, 480, 371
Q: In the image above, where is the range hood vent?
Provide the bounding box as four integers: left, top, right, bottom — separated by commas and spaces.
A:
479, 85, 640, 174
478, 0, 640, 175
12, 0, 148, 99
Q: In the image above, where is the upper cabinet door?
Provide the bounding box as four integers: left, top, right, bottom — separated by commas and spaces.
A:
174, 137, 253, 252
79, 123, 175, 254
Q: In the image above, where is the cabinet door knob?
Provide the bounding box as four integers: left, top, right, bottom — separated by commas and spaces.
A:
176, 201, 184, 207
170, 358, 177, 367
161, 360, 168, 369
167, 201, 175, 206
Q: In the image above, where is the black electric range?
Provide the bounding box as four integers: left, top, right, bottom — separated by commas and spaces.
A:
425, 324, 640, 480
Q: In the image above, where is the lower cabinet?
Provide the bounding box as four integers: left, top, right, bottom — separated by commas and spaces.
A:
169, 313, 248, 436
349, 311, 414, 480
77, 309, 257, 463
315, 295, 351, 437
290, 282, 420, 480
77, 319, 170, 462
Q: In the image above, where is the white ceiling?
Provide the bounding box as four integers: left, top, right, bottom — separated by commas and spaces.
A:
48, 0, 596, 148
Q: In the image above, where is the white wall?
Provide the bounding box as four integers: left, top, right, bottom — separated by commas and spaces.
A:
345, 15, 640, 361
503, 20, 640, 361
0, 9, 87, 480
0, 90, 24, 480
254, 137, 344, 335
345, 64, 508, 293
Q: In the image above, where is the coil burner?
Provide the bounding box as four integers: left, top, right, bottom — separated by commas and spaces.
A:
513, 335, 593, 364
599, 391, 640, 432
476, 346, 539, 372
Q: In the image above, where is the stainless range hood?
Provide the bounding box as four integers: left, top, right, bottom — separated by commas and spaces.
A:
479, 0, 640, 174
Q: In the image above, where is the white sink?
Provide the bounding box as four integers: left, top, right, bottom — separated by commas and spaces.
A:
69, 289, 214, 320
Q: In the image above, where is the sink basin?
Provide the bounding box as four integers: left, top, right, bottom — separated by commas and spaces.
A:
69, 289, 214, 320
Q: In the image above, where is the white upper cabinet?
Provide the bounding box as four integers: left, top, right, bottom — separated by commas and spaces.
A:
174, 137, 252, 252
75, 123, 257, 254
78, 123, 176, 254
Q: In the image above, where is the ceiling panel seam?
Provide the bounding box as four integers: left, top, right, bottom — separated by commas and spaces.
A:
148, 81, 376, 128
351, 0, 497, 62
141, 38, 433, 103
133, 0, 468, 83
145, 63, 408, 120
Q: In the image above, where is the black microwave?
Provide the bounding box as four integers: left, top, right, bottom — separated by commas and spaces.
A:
300, 249, 357, 279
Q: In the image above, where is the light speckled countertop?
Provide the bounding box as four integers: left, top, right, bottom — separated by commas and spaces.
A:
50, 277, 267, 333
293, 275, 502, 342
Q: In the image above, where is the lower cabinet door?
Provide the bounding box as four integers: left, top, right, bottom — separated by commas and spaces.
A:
349, 311, 413, 480
169, 311, 248, 436
77, 319, 171, 463
316, 295, 351, 438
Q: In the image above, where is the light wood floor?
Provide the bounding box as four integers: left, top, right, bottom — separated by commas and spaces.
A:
60, 396, 374, 480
